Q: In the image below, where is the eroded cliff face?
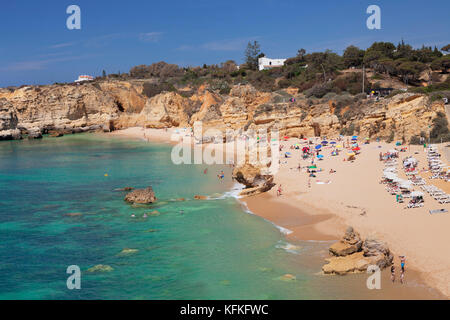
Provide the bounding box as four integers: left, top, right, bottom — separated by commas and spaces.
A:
0, 80, 445, 142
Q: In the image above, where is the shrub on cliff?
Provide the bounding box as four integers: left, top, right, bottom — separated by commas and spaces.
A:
142, 81, 176, 98
430, 111, 450, 142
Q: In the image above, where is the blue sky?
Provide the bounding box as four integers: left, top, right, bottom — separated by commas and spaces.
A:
0, 0, 449, 87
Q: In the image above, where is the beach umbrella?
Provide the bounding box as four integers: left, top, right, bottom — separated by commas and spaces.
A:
302, 147, 309, 152
321, 141, 328, 145
347, 152, 355, 156
352, 136, 358, 139
330, 141, 336, 145
352, 146, 361, 151
317, 154, 324, 159
336, 145, 343, 148
315, 145, 322, 150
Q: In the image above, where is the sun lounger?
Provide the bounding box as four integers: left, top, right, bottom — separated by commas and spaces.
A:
429, 209, 448, 214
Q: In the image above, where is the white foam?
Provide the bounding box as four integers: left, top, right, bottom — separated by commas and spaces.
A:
239, 201, 294, 236
276, 241, 301, 254
210, 182, 246, 200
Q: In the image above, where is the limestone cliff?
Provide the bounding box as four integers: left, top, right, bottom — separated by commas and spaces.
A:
0, 81, 445, 142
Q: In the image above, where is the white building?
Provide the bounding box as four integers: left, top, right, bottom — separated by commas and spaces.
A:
258, 57, 286, 71
75, 75, 94, 83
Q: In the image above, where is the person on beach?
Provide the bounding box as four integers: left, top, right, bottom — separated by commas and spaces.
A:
399, 256, 406, 272
277, 185, 282, 196
218, 171, 225, 179
203, 168, 208, 174
391, 265, 396, 283
400, 269, 405, 284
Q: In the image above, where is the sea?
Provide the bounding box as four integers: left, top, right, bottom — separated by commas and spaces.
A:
0, 134, 441, 299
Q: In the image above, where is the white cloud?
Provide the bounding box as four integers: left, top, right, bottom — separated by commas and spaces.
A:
139, 32, 163, 42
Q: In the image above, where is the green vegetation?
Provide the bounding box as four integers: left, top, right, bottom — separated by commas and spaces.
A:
118, 40, 449, 98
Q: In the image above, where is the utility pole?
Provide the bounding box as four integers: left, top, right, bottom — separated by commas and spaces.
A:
362, 65, 365, 94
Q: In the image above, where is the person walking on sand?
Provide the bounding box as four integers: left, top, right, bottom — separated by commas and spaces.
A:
399, 256, 406, 272
277, 185, 282, 196
390, 265, 396, 283
400, 269, 405, 284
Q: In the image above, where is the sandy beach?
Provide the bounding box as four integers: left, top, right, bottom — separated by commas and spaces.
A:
110, 127, 450, 298
244, 138, 450, 298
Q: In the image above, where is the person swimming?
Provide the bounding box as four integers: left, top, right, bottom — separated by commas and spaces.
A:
218, 171, 225, 179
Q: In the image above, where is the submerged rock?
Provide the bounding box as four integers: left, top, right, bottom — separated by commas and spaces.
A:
64, 212, 83, 217
279, 274, 296, 281
124, 187, 156, 204
86, 264, 114, 273
116, 187, 135, 192
118, 248, 139, 256
49, 131, 64, 137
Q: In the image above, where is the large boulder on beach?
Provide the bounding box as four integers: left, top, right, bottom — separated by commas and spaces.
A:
232, 163, 275, 197
362, 237, 394, 269
124, 187, 156, 204
329, 226, 363, 256
322, 227, 393, 275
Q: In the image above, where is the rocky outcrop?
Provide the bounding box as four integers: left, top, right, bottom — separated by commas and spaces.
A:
232, 163, 275, 196
124, 187, 157, 204
0, 83, 120, 139
0, 81, 445, 144
0, 98, 21, 140
322, 227, 393, 275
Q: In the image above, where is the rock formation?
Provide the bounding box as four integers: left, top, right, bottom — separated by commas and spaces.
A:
232, 163, 275, 196
124, 187, 157, 204
322, 227, 393, 275
0, 81, 445, 144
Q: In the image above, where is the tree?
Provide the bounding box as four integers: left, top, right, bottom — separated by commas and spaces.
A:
441, 44, 450, 53
395, 61, 426, 84
431, 56, 450, 73
244, 41, 261, 70
297, 48, 306, 59
343, 45, 364, 68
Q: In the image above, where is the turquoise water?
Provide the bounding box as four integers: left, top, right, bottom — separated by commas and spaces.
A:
0, 134, 330, 299
2, 134, 436, 300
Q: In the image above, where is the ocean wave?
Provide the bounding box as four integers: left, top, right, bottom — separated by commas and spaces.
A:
276, 241, 302, 254
239, 201, 294, 236
208, 182, 246, 200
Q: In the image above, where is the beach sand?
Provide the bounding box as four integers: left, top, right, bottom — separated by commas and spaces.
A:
244, 137, 450, 298
109, 127, 449, 298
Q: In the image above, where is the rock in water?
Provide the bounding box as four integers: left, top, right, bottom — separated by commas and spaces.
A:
194, 195, 208, 200
124, 187, 156, 204
118, 248, 139, 256
27, 128, 43, 139
116, 187, 135, 192
86, 264, 114, 273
